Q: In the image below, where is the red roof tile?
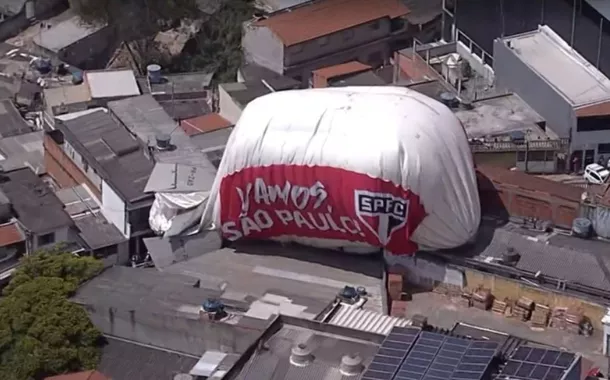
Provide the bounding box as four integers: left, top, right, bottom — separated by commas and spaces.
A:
254, 0, 409, 46
45, 370, 109, 380
312, 61, 372, 80
0, 222, 24, 247
180, 113, 232, 136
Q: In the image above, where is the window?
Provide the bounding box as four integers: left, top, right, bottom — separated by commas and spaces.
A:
38, 232, 55, 246
577, 115, 610, 132
83, 161, 89, 172
343, 30, 354, 40
318, 36, 329, 46
370, 21, 380, 30
599, 143, 610, 154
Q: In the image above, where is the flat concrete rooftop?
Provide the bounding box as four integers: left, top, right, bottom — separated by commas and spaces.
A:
501, 25, 610, 107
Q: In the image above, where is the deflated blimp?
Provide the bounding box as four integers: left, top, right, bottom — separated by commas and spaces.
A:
199, 86, 480, 255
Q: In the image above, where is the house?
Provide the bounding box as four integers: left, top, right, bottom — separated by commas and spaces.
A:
0, 166, 74, 252
0, 0, 65, 41
55, 184, 128, 262
218, 79, 299, 124
42, 69, 141, 127
31, 10, 115, 69
494, 25, 610, 171
0, 130, 45, 174
242, 0, 411, 84
44, 108, 155, 258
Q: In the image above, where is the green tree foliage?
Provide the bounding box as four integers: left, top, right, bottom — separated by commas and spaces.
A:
0, 250, 104, 380
69, 0, 199, 26
170, 0, 254, 82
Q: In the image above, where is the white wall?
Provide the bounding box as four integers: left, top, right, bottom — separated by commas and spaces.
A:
101, 181, 130, 238
218, 85, 243, 125
62, 140, 103, 191
32, 226, 71, 251
242, 24, 285, 74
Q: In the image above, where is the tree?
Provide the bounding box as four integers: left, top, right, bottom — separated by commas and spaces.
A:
166, 0, 254, 82
0, 250, 104, 380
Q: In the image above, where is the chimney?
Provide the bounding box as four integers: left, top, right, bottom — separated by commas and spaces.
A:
290, 343, 314, 367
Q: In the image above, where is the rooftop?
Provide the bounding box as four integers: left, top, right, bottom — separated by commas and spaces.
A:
144, 162, 217, 193
0, 99, 33, 137
73, 212, 127, 251
330, 70, 387, 87
501, 25, 610, 108
146, 240, 385, 318
189, 127, 232, 152
0, 167, 73, 234
180, 113, 232, 136
55, 184, 99, 216
73, 265, 270, 356
0, 130, 44, 174
220, 81, 272, 108
0, 221, 25, 248
227, 316, 382, 380
239, 62, 301, 91
445, 221, 610, 294
160, 98, 211, 121
405, 79, 456, 100
32, 11, 107, 52
137, 71, 214, 96
0, 0, 26, 16
45, 370, 109, 380
85, 70, 140, 99
108, 94, 212, 167
56, 109, 154, 204
313, 61, 372, 80
43, 84, 91, 109
98, 336, 199, 380
254, 0, 409, 46
255, 0, 312, 12
455, 94, 548, 139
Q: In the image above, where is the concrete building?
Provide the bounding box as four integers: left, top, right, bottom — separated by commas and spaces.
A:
31, 10, 114, 69
494, 25, 610, 170
0, 0, 65, 41
242, 0, 411, 84
44, 108, 155, 258
0, 166, 74, 252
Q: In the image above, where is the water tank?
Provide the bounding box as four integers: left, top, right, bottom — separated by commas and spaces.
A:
501, 247, 520, 266
155, 133, 171, 150
72, 71, 84, 85
340, 354, 364, 376
290, 343, 313, 367
440, 92, 459, 108
147, 64, 163, 84
34, 58, 52, 74
572, 218, 592, 238
202, 298, 224, 313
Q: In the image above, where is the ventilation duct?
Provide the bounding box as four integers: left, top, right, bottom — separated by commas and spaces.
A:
290, 343, 313, 367
340, 354, 364, 376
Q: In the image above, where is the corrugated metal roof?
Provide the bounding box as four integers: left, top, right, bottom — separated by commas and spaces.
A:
328, 304, 411, 335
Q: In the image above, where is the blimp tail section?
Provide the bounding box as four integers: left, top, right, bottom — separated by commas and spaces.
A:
199, 86, 480, 255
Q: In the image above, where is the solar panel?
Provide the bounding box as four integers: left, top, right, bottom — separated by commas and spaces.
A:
451, 339, 498, 380
495, 347, 577, 380
361, 327, 421, 380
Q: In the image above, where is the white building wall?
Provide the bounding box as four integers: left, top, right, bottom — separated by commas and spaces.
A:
218, 85, 243, 124
101, 181, 130, 237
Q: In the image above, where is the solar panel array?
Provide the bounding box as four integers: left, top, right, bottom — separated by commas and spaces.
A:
394, 332, 499, 380
361, 326, 421, 380
361, 327, 499, 380
496, 347, 576, 380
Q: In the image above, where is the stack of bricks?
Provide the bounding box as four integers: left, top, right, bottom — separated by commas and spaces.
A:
388, 272, 407, 317
388, 273, 403, 301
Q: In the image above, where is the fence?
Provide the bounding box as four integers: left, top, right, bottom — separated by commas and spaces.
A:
470, 138, 570, 153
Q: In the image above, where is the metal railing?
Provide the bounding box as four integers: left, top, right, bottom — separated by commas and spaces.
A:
456, 29, 494, 67
469, 138, 570, 153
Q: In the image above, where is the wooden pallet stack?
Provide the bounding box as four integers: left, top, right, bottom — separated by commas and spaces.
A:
472, 288, 493, 311
512, 297, 534, 321
565, 310, 584, 335
491, 298, 509, 316
530, 303, 550, 327
388, 273, 403, 301
549, 306, 568, 330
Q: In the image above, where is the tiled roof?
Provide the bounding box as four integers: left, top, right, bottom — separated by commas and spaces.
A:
312, 61, 371, 80
0, 222, 25, 247
254, 0, 409, 46
180, 113, 232, 136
